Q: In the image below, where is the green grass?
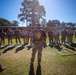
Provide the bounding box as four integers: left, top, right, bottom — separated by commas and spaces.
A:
0, 46, 76, 75
0, 36, 76, 75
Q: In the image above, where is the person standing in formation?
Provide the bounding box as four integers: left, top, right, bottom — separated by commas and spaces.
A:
29, 23, 45, 65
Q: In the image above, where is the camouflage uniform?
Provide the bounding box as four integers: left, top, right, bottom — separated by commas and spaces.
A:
61, 29, 68, 44
14, 28, 21, 44
30, 27, 44, 64
48, 29, 53, 44
0, 31, 6, 45
0, 38, 1, 47
22, 29, 28, 44
7, 28, 14, 45
67, 28, 74, 44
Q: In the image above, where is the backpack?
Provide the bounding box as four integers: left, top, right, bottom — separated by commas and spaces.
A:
33, 29, 43, 41
36, 31, 42, 40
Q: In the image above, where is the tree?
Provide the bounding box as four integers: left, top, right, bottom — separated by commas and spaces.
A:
18, 0, 46, 26
46, 20, 52, 27
61, 22, 65, 27
11, 20, 19, 26
46, 20, 61, 27
0, 17, 11, 26
66, 22, 75, 27
41, 18, 46, 27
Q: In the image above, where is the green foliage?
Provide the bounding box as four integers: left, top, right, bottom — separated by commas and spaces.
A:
0, 17, 11, 26
0, 18, 19, 26
11, 20, 19, 26
46, 20, 76, 27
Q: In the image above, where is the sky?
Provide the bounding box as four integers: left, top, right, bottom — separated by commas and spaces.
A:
0, 0, 76, 26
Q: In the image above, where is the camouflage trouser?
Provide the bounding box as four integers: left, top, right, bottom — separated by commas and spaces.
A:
8, 36, 12, 45
0, 38, 2, 47
23, 35, 28, 44
31, 41, 43, 63
48, 36, 53, 43
67, 35, 73, 43
15, 36, 21, 44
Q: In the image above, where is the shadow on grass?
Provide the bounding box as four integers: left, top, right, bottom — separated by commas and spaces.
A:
29, 64, 42, 75
0, 45, 8, 50
2, 45, 16, 53
36, 64, 42, 75
15, 44, 26, 53
29, 64, 35, 75
70, 43, 76, 48
0, 65, 6, 72
49, 44, 54, 48
49, 42, 62, 48
49, 43, 63, 51
64, 44, 76, 51
54, 45, 63, 51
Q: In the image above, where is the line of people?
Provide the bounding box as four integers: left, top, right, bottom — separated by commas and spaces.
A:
0, 27, 76, 47
0, 28, 30, 46
48, 27, 76, 46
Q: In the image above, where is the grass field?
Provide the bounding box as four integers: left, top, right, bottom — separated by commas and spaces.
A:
0, 37, 76, 75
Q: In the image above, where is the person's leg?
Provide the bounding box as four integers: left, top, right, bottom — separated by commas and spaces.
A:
49, 37, 51, 44
51, 36, 53, 43
8, 37, 10, 45
23, 36, 25, 44
15, 37, 17, 44
31, 46, 37, 64
18, 37, 21, 44
27, 36, 29, 44
0, 38, 2, 47
38, 46, 42, 65
3, 38, 5, 45
11, 37, 13, 44
25, 36, 28, 44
